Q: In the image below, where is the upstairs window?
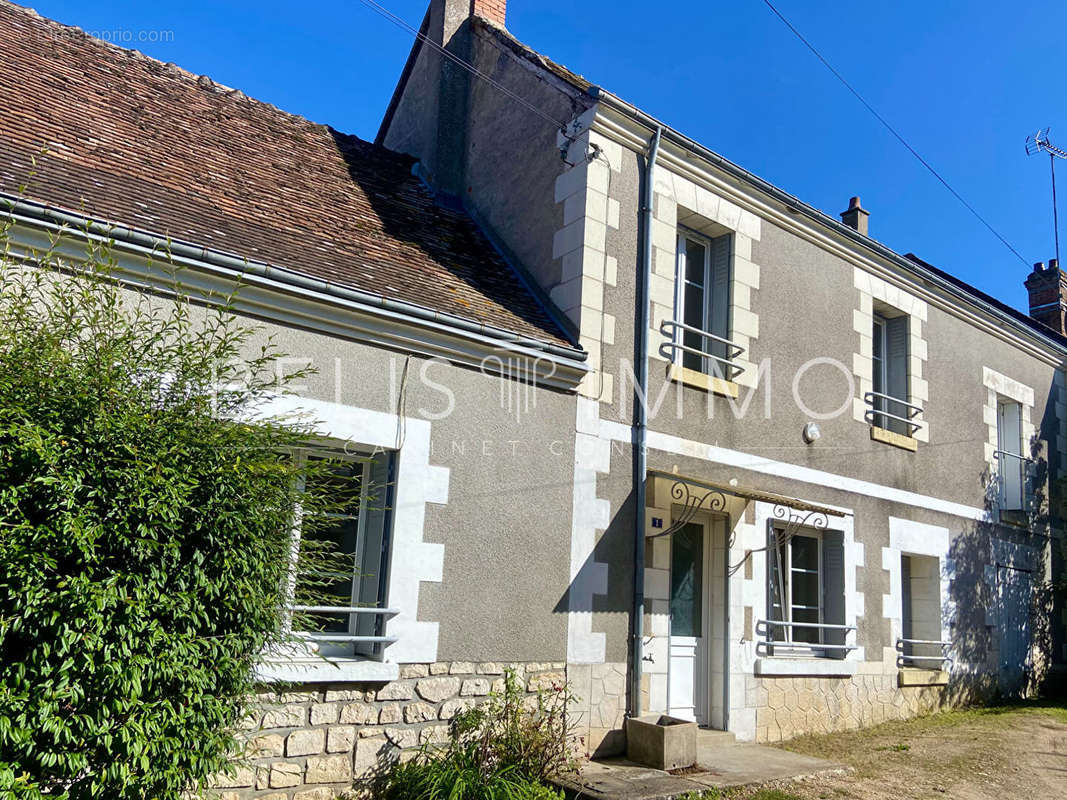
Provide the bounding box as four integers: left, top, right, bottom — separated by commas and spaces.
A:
865, 309, 923, 442
870, 312, 912, 435
996, 398, 1030, 512
670, 229, 739, 379
288, 449, 395, 660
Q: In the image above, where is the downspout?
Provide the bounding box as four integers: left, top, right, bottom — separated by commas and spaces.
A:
630, 126, 662, 718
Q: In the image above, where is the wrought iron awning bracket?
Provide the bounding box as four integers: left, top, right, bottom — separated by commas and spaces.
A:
728, 504, 830, 576
647, 478, 728, 539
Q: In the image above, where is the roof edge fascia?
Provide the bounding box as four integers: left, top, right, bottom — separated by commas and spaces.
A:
0, 193, 589, 390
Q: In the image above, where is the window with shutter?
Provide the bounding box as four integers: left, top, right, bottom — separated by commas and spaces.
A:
766, 525, 846, 658
871, 313, 910, 435
675, 228, 733, 377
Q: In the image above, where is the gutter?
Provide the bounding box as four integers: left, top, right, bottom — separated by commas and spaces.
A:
588, 88, 1067, 360
630, 126, 661, 719
0, 193, 588, 367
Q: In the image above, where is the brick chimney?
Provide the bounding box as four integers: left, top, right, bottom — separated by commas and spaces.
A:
1025, 258, 1067, 335
840, 196, 869, 236
471, 0, 506, 27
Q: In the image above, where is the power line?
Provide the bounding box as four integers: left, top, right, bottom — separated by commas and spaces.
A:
759, 0, 1030, 267
356, 0, 576, 139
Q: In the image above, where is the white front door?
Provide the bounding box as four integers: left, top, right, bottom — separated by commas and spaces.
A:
668, 521, 709, 724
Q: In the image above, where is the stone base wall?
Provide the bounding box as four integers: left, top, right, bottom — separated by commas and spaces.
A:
567, 661, 628, 758
211, 661, 566, 800
750, 668, 996, 743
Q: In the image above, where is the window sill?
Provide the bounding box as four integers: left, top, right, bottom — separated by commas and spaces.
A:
870, 425, 917, 452
667, 363, 739, 399
255, 656, 399, 684
754, 658, 857, 678
897, 667, 949, 687
997, 509, 1029, 528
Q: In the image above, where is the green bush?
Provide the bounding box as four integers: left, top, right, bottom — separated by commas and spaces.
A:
378, 669, 575, 800
0, 228, 351, 798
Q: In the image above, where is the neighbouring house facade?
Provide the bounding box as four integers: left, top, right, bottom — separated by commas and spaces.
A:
0, 2, 1064, 799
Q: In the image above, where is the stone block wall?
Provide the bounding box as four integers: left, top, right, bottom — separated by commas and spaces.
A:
750, 669, 994, 743
211, 661, 566, 800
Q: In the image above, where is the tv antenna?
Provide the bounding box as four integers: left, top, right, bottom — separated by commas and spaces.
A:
1026, 128, 1067, 265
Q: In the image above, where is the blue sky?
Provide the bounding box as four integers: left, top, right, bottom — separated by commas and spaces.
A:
26, 0, 1067, 312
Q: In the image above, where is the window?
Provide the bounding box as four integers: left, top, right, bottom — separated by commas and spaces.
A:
288, 449, 394, 659
870, 312, 911, 435
674, 229, 733, 376
996, 398, 1028, 511
899, 554, 948, 668
766, 527, 846, 658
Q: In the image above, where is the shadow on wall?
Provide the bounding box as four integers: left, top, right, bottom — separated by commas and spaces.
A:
946, 418, 1057, 703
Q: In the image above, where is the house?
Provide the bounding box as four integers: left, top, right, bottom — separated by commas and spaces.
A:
0, 1, 1063, 798
378, 0, 1066, 752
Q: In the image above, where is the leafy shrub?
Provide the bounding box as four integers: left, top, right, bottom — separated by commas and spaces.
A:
0, 229, 351, 798
378, 669, 575, 800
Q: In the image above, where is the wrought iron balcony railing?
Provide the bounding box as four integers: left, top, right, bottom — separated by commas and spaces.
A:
290, 605, 400, 657
896, 637, 952, 668
992, 449, 1036, 513
659, 319, 746, 381
863, 391, 923, 435
756, 619, 858, 657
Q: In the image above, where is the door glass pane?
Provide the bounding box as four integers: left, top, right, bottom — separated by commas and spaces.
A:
670, 522, 703, 638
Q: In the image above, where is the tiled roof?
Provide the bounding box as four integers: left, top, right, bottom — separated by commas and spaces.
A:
0, 1, 573, 349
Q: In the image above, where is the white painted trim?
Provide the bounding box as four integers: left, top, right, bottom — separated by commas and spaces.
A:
881, 518, 954, 666
599, 424, 990, 521
260, 395, 449, 668
256, 657, 399, 683
753, 658, 857, 677
567, 396, 612, 663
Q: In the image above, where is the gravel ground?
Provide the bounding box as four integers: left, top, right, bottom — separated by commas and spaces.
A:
726, 702, 1067, 800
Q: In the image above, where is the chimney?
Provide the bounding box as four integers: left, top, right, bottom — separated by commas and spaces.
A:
1025, 258, 1067, 335
840, 196, 869, 236
471, 0, 507, 27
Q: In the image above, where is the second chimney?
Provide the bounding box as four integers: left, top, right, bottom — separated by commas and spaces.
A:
1025, 258, 1067, 336
840, 196, 869, 236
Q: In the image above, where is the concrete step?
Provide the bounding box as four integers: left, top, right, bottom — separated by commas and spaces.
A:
696, 728, 736, 747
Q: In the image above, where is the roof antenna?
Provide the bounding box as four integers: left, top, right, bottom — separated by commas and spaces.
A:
1026, 127, 1067, 265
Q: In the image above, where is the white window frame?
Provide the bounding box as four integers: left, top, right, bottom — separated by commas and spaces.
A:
769, 529, 825, 654
872, 314, 887, 398
284, 446, 397, 662
670, 227, 738, 379
675, 229, 713, 373
996, 397, 1027, 512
